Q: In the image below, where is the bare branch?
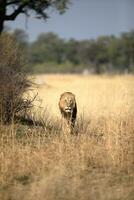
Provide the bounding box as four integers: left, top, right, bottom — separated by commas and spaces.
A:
5, 3, 27, 20
7, 0, 20, 6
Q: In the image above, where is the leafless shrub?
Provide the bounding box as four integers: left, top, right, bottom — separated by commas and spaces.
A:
0, 32, 24, 71
0, 33, 35, 124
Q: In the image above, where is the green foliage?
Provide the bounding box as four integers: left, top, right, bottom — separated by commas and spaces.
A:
13, 29, 29, 48
30, 32, 65, 64
30, 62, 83, 74
7, 29, 134, 74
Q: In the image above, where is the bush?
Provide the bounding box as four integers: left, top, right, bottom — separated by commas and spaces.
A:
0, 33, 24, 71
0, 33, 33, 124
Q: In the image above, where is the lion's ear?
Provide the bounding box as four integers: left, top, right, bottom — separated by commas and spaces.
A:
60, 93, 63, 99
60, 92, 66, 99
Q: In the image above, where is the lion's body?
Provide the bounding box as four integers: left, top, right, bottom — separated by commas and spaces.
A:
59, 92, 77, 133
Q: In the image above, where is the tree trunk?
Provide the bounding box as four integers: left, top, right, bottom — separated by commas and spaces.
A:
0, 0, 6, 34
0, 19, 4, 34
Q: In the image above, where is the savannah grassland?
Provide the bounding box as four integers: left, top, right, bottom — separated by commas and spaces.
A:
0, 74, 134, 200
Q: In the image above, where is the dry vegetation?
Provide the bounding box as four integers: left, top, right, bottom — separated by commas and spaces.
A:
0, 74, 134, 200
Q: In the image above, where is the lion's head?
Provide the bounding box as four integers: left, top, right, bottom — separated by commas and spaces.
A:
59, 92, 76, 114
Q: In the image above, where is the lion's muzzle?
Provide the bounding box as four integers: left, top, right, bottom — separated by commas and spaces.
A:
65, 106, 72, 113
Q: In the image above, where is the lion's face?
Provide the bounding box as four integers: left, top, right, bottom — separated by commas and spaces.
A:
59, 92, 76, 114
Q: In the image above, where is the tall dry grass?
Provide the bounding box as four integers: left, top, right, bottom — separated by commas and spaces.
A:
0, 75, 134, 200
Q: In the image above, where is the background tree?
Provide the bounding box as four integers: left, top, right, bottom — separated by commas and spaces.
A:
30, 32, 65, 64
0, 0, 71, 34
13, 28, 29, 48
5, 28, 134, 74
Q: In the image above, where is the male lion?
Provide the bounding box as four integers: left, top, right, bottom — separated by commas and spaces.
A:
59, 92, 77, 133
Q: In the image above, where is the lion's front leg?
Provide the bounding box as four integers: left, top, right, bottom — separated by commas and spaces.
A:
61, 116, 72, 135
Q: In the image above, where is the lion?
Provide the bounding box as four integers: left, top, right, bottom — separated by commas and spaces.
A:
59, 92, 77, 133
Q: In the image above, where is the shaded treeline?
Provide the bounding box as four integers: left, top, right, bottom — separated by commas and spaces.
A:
6, 29, 134, 74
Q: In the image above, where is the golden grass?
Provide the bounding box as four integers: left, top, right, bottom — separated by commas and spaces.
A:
0, 74, 134, 200
34, 74, 134, 118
